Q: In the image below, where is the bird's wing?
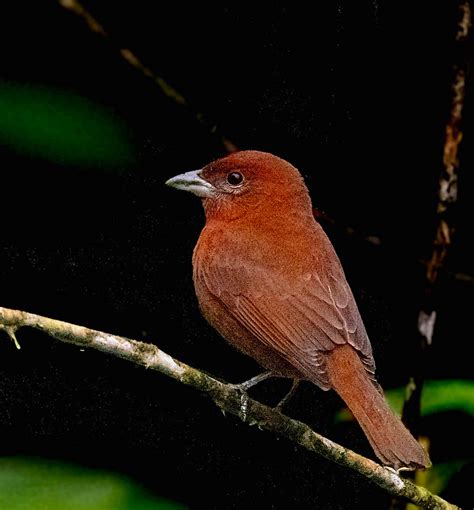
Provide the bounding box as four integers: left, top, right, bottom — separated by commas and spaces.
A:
198, 251, 375, 388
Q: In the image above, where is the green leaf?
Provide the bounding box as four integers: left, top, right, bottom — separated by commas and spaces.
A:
0, 457, 186, 510
388, 379, 474, 417
335, 379, 474, 421
0, 81, 134, 168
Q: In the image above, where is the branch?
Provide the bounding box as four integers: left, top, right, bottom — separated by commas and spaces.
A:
0, 307, 458, 510
314, 210, 474, 287
57, 0, 238, 153
402, 0, 471, 433
424, 0, 470, 287
57, 0, 474, 289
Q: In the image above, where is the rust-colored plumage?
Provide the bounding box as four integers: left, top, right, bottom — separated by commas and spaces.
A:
166, 150, 430, 470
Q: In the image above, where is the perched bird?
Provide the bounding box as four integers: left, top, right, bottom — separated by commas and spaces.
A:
166, 150, 430, 470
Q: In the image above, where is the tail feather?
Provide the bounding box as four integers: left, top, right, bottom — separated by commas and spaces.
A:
325, 345, 431, 470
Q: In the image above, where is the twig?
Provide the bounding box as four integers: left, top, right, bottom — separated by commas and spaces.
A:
314, 209, 474, 286
57, 0, 238, 153
402, 0, 471, 437
424, 0, 471, 286
0, 306, 458, 510
57, 1, 474, 288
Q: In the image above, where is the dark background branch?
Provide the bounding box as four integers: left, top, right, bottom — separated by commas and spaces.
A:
402, 0, 471, 437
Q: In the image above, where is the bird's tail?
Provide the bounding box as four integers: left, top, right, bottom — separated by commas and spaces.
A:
325, 345, 431, 470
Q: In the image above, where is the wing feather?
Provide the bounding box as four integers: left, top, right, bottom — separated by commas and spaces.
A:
196, 236, 375, 386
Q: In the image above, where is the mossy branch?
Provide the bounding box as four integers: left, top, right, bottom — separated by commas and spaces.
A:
0, 306, 459, 510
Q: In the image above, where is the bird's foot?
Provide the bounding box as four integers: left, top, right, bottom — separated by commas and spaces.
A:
274, 379, 300, 413
238, 392, 249, 422
384, 465, 414, 476
227, 371, 275, 422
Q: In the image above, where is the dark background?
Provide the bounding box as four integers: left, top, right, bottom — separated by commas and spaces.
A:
0, 2, 473, 508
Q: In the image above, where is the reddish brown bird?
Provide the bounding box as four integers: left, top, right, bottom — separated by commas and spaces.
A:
166, 150, 430, 470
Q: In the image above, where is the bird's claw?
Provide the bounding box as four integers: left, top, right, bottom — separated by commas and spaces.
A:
226, 382, 251, 422
273, 402, 286, 414
239, 391, 249, 422
384, 465, 413, 476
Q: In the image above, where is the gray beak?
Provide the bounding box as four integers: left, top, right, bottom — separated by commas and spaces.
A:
165, 169, 216, 198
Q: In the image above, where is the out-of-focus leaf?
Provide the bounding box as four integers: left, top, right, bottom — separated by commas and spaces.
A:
0, 82, 134, 168
421, 459, 469, 496
422, 380, 474, 416
0, 457, 186, 510
335, 379, 474, 421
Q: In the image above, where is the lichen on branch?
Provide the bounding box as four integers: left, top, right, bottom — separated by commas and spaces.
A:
0, 306, 459, 510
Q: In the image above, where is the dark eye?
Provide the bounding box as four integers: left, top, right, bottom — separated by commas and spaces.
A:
227, 172, 244, 186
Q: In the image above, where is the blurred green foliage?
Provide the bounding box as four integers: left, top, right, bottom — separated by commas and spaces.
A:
0, 457, 185, 510
0, 82, 134, 168
422, 459, 469, 496
335, 379, 474, 495
336, 379, 474, 421
386, 379, 474, 417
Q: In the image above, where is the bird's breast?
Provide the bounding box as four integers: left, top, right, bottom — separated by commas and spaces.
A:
191, 224, 306, 378
193, 218, 318, 281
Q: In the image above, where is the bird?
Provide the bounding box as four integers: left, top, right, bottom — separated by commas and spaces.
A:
166, 150, 430, 470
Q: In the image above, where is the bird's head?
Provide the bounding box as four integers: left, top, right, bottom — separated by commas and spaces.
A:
166, 150, 312, 221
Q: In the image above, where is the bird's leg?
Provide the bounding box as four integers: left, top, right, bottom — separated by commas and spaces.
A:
228, 371, 276, 391
227, 371, 274, 423
275, 379, 300, 412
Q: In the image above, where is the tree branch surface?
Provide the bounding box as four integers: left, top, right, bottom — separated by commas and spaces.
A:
0, 307, 459, 510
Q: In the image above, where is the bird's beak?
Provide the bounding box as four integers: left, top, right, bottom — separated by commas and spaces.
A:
165, 169, 216, 198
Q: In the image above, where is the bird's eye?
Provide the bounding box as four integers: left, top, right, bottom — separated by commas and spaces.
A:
227, 172, 244, 186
